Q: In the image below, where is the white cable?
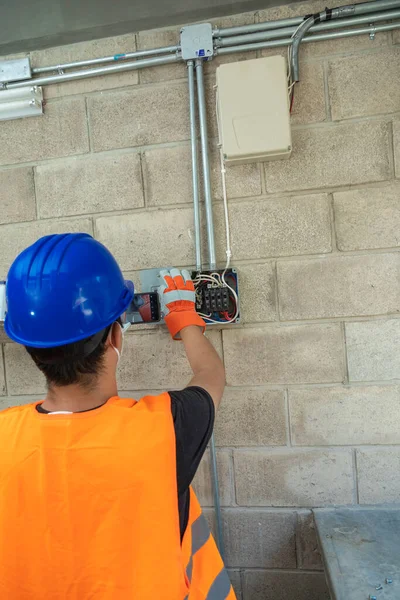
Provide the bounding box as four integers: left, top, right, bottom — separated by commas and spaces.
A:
217, 87, 239, 323
219, 146, 232, 274
219, 146, 239, 323
216, 88, 233, 274
193, 274, 221, 285
288, 81, 296, 101
211, 272, 223, 285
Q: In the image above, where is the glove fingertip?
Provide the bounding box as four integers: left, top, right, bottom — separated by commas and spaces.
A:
181, 269, 192, 283
159, 269, 169, 281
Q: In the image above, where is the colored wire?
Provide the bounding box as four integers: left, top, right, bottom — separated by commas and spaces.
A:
195, 272, 238, 324
287, 20, 304, 111
290, 84, 295, 113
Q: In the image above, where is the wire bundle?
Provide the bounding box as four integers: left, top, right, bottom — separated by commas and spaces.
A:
193, 271, 239, 324
287, 19, 305, 112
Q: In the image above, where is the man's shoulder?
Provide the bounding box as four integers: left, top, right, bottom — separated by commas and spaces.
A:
117, 392, 172, 413
0, 403, 34, 421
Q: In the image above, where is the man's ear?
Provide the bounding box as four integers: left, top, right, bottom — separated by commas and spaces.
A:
108, 321, 123, 352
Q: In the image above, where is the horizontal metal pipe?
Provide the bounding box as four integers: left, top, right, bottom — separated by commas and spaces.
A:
313, 7, 400, 29
32, 45, 179, 74
215, 21, 400, 55
214, 16, 303, 37
216, 8, 400, 47
3, 6, 399, 90
214, 0, 400, 37
352, 0, 400, 15
5, 53, 180, 89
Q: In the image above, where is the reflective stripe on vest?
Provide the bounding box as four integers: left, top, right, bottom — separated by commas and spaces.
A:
183, 490, 235, 599
206, 568, 232, 600
186, 513, 211, 582
185, 567, 232, 600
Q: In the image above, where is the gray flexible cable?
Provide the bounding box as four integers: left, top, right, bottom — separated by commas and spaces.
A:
291, 4, 360, 82
290, 15, 316, 82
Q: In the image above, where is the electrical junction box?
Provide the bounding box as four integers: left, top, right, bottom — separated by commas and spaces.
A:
180, 23, 214, 60
137, 268, 240, 326
216, 55, 292, 165
192, 269, 240, 325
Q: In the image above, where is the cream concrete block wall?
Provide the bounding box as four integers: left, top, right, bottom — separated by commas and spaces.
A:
0, 0, 399, 598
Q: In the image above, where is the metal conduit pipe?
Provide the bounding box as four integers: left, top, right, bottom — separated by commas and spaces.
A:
214, 16, 306, 37
214, 0, 400, 36
290, 3, 400, 80
26, 0, 399, 77
216, 8, 400, 47
290, 1, 380, 81
5, 53, 180, 89
195, 59, 217, 271
187, 61, 202, 272
215, 21, 400, 56
291, 15, 319, 81
193, 59, 223, 556
209, 435, 225, 559
2, 0, 397, 89
349, 0, 400, 15
32, 45, 180, 74
308, 8, 400, 30
3, 21, 399, 90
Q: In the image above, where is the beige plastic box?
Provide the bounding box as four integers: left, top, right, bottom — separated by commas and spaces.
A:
216, 55, 292, 165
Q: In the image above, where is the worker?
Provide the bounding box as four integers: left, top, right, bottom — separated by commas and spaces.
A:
0, 233, 236, 600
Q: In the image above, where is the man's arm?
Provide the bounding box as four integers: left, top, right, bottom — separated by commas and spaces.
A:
159, 268, 226, 409
181, 325, 225, 409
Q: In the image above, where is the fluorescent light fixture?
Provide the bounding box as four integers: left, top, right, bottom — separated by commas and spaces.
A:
0, 58, 32, 84
0, 86, 43, 121
0, 282, 6, 322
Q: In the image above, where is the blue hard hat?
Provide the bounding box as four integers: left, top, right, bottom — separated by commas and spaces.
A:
5, 233, 134, 348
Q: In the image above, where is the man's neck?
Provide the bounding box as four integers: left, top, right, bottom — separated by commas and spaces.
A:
41, 380, 118, 413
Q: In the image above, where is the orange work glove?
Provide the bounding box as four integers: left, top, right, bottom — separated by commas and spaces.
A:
158, 268, 206, 340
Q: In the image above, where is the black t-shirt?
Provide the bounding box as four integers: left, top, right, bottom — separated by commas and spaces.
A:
36, 387, 214, 539
171, 387, 215, 538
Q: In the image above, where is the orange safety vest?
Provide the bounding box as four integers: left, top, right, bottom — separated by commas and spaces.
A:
0, 394, 236, 600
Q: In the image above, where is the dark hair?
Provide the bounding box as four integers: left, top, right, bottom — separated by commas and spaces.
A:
25, 325, 113, 389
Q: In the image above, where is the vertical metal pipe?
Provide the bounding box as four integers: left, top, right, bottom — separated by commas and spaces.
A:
209, 433, 225, 560
194, 58, 224, 557
195, 58, 217, 271
187, 61, 202, 272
